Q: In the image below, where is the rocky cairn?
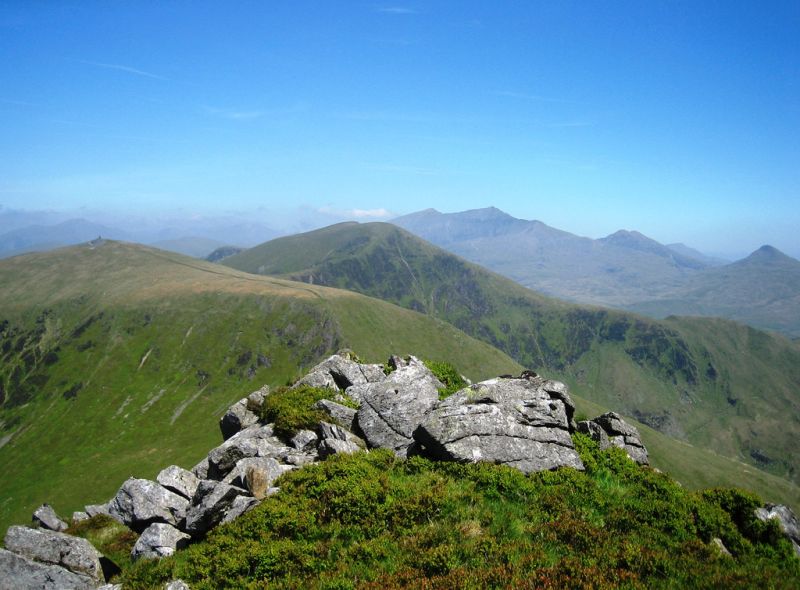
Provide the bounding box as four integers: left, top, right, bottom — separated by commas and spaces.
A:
2, 351, 796, 588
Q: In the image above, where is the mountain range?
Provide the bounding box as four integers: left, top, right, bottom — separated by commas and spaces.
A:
391, 207, 800, 337
222, 222, 800, 489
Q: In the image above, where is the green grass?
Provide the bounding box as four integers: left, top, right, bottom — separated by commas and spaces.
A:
221, 222, 800, 485
260, 385, 357, 440
113, 440, 799, 589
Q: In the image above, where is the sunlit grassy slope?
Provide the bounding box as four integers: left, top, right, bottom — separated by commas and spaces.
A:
223, 222, 800, 487
0, 241, 520, 532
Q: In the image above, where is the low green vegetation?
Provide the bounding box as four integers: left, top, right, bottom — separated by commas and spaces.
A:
115, 437, 798, 589
424, 360, 469, 400
260, 385, 357, 440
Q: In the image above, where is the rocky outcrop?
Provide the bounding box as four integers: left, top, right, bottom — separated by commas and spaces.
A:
577, 412, 649, 465
353, 356, 443, 456
108, 478, 190, 533
131, 523, 191, 561
755, 503, 800, 557
414, 376, 584, 473
314, 399, 358, 431
184, 481, 247, 536
32, 503, 68, 532
0, 549, 99, 590
317, 421, 365, 458
219, 386, 268, 441
4, 525, 105, 581
206, 424, 290, 479
293, 351, 385, 391
157, 465, 200, 500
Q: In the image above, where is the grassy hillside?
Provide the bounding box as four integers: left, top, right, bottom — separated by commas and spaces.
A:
222, 222, 800, 486
0, 241, 521, 532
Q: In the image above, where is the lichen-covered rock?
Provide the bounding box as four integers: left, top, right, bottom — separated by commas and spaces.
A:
755, 503, 800, 557
313, 399, 358, 431
165, 580, 191, 590
290, 429, 318, 451
131, 523, 191, 561
293, 351, 385, 391
220, 496, 259, 525
589, 412, 649, 465
191, 457, 210, 480
414, 377, 584, 473
206, 424, 290, 479
85, 503, 111, 519
32, 503, 68, 532
157, 465, 200, 500
219, 397, 260, 441
108, 478, 190, 533
317, 421, 365, 458
576, 420, 610, 449
221, 457, 289, 498
72, 511, 90, 523
4, 525, 105, 581
353, 357, 443, 456
0, 548, 98, 590
184, 481, 247, 536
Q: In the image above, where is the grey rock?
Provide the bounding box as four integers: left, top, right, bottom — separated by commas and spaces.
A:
157, 465, 200, 500
206, 424, 289, 479
32, 504, 67, 532
165, 580, 191, 590
191, 457, 210, 480
184, 480, 246, 536
131, 523, 191, 561
293, 352, 385, 391
98, 585, 123, 590
219, 397, 260, 441
0, 548, 97, 590
4, 525, 104, 580
290, 429, 318, 451
72, 511, 90, 523
313, 399, 358, 431
317, 421, 366, 458
414, 377, 584, 474
85, 503, 110, 519
108, 478, 189, 533
755, 503, 800, 557
246, 386, 270, 412
576, 420, 610, 449
590, 412, 649, 465
354, 357, 443, 456
221, 457, 289, 498
220, 496, 259, 525
712, 537, 732, 557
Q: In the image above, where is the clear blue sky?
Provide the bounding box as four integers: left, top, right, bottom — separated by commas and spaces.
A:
1, 1, 798, 257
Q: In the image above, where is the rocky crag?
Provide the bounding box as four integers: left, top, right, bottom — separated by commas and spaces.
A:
1, 351, 797, 588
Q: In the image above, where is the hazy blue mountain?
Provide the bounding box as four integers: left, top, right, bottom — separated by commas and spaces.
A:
667, 242, 729, 267
149, 236, 229, 258
0, 218, 131, 259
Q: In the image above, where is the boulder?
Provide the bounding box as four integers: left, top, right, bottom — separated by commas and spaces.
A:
576, 420, 610, 449
85, 503, 111, 519
313, 399, 358, 431
589, 412, 649, 465
755, 503, 800, 557
353, 357, 443, 456
157, 465, 200, 500
32, 503, 67, 532
414, 377, 584, 474
317, 421, 365, 458
4, 525, 105, 581
191, 457, 210, 480
0, 548, 98, 590
219, 397, 260, 441
220, 496, 259, 525
165, 580, 191, 590
221, 457, 289, 498
108, 478, 190, 533
206, 424, 289, 479
184, 480, 247, 536
72, 511, 90, 523
290, 429, 318, 452
131, 523, 191, 561
246, 385, 270, 412
293, 351, 384, 391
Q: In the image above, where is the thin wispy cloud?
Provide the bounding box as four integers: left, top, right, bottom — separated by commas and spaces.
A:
376, 7, 418, 15
75, 59, 168, 80
202, 102, 308, 121
317, 206, 395, 219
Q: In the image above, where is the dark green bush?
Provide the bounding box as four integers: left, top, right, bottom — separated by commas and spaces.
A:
424, 359, 468, 399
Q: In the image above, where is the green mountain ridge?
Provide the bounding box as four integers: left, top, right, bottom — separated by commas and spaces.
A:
222, 222, 800, 488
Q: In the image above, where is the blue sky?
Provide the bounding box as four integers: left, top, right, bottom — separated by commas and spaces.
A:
1, 1, 798, 257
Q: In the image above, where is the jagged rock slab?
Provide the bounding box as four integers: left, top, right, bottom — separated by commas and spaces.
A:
755, 503, 800, 557
191, 457, 210, 479
290, 429, 318, 452
293, 352, 384, 391
109, 478, 190, 533
220, 496, 259, 525
219, 395, 261, 441
414, 377, 584, 473
157, 465, 200, 500
221, 457, 290, 499
206, 424, 290, 479
4, 525, 105, 581
354, 357, 443, 456
0, 548, 98, 590
185, 480, 247, 536
314, 399, 358, 431
32, 503, 67, 532
85, 503, 110, 519
590, 412, 649, 465
131, 523, 191, 561
317, 421, 365, 458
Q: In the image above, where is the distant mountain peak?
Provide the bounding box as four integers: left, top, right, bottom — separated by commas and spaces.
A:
744, 245, 795, 264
